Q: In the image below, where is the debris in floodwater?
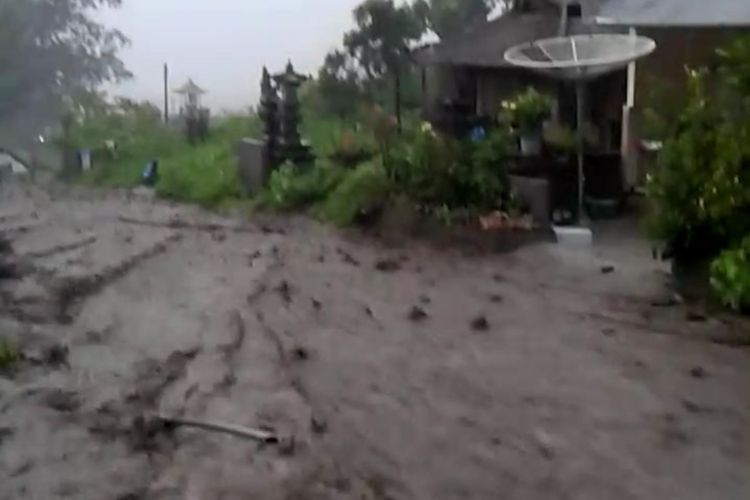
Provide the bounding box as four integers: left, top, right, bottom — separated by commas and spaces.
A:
312, 298, 323, 311
247, 250, 262, 266
470, 315, 490, 332
311, 415, 328, 435
42, 344, 70, 368
408, 306, 429, 322
601, 265, 615, 274
41, 389, 81, 413
291, 346, 309, 362
690, 366, 707, 379
682, 399, 707, 414
140, 414, 279, 445
375, 259, 401, 273
364, 306, 374, 317
337, 248, 360, 267
275, 280, 293, 304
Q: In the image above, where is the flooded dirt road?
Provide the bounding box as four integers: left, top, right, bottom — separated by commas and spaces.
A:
0, 185, 748, 499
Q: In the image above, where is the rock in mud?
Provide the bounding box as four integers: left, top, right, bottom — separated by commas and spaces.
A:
374, 259, 401, 273
408, 306, 429, 322
275, 280, 293, 304
41, 389, 81, 413
337, 248, 360, 267
602, 328, 616, 337
601, 265, 615, 274
690, 366, 708, 379
291, 346, 310, 362
0, 426, 13, 444
311, 415, 328, 435
470, 315, 490, 332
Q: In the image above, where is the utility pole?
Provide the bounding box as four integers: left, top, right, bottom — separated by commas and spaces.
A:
163, 63, 169, 124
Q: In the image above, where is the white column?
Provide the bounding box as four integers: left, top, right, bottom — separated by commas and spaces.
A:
622, 27, 639, 188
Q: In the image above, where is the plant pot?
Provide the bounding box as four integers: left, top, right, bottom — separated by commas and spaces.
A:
520, 133, 542, 156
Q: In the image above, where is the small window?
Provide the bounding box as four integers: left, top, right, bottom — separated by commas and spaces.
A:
567, 3, 583, 17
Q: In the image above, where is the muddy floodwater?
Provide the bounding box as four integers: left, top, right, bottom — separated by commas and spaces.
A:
0, 185, 748, 499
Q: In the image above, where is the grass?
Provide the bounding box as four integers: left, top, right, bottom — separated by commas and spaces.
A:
76, 112, 261, 208
0, 338, 20, 373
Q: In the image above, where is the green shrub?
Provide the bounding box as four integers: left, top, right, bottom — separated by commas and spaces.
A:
386, 125, 512, 213
711, 235, 750, 311
263, 161, 346, 211
156, 143, 241, 208
646, 68, 750, 258
317, 162, 392, 226
0, 338, 19, 372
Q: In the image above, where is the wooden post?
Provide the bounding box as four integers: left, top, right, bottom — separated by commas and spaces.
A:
395, 71, 402, 134
163, 64, 169, 124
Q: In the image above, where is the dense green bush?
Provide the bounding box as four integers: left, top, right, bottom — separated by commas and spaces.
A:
155, 143, 241, 208
647, 68, 750, 258
263, 161, 346, 211
316, 161, 392, 226
711, 236, 750, 311
385, 125, 513, 213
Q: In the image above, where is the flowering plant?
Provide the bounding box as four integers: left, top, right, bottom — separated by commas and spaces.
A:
500, 87, 553, 133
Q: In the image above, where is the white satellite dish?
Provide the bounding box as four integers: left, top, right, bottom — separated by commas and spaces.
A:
504, 34, 656, 229
505, 34, 656, 80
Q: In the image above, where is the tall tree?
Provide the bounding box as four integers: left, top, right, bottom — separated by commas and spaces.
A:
343, 0, 427, 129
426, 0, 498, 39
314, 50, 364, 119
0, 0, 130, 130
344, 0, 426, 80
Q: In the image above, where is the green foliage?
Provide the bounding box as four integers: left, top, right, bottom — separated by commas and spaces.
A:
66, 96, 183, 187
711, 235, 750, 311
500, 87, 553, 133
386, 124, 513, 212
263, 162, 346, 211
646, 67, 750, 257
544, 123, 577, 153
344, 0, 426, 79
426, 0, 497, 39
316, 162, 393, 226
155, 142, 241, 208
0, 338, 19, 373
0, 0, 130, 124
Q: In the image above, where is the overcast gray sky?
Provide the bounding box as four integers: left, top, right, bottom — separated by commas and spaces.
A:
101, 0, 367, 112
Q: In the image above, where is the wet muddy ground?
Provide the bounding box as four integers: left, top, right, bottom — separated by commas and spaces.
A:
0, 185, 748, 499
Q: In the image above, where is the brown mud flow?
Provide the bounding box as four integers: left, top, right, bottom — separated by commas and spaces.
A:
0, 185, 748, 499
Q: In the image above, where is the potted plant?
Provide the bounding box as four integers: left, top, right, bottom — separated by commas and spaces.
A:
501, 87, 553, 156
